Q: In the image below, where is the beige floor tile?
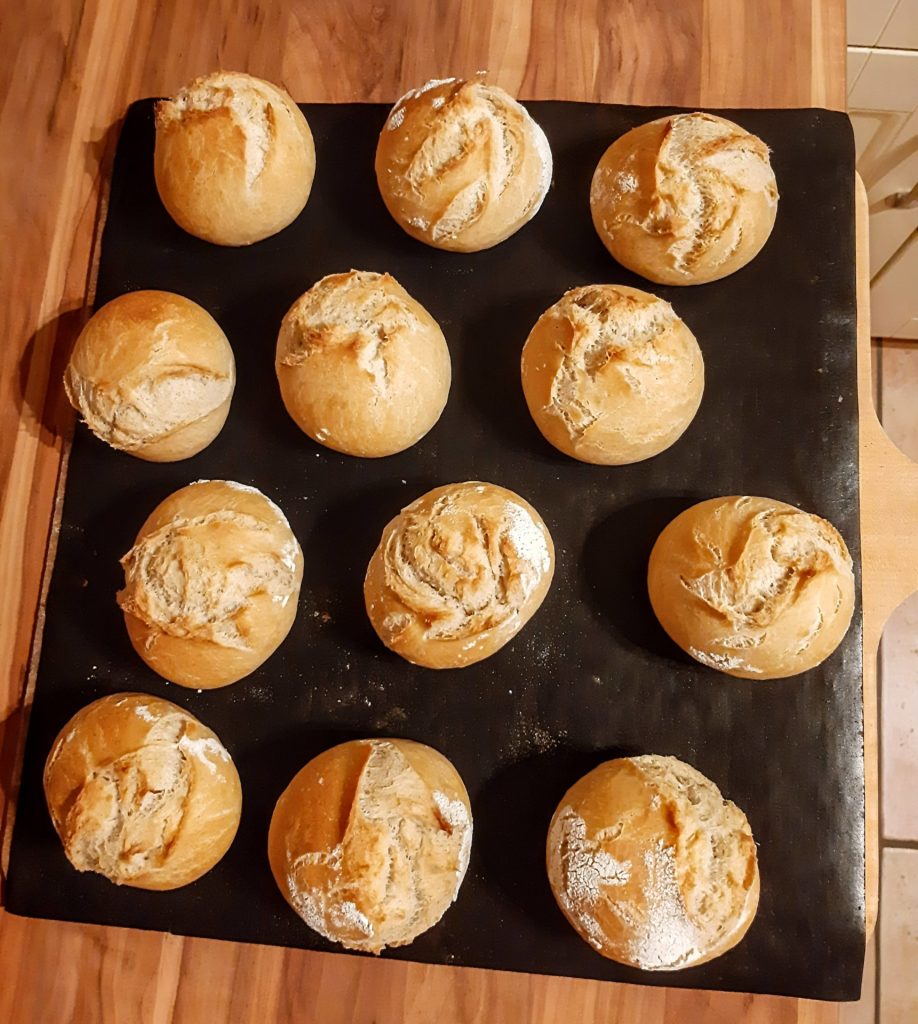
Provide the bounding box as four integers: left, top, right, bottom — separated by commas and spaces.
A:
879, 342, 918, 462
878, 341, 918, 840
880, 848, 918, 1024
839, 933, 876, 1024
881, 591, 918, 840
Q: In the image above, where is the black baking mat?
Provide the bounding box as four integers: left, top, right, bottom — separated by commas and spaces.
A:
6, 100, 863, 1000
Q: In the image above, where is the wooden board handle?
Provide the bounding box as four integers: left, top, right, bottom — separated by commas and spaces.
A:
857, 172, 918, 938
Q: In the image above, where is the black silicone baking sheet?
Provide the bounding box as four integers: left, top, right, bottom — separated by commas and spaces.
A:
6, 100, 864, 1000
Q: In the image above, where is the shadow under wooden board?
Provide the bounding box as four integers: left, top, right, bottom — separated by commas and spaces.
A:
5, 100, 863, 1001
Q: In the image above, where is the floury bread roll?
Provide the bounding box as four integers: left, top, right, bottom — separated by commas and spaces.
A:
155, 71, 315, 245
364, 481, 555, 668
275, 271, 451, 457
520, 285, 703, 464
117, 480, 303, 688
44, 693, 241, 890
269, 738, 472, 953
375, 75, 552, 252
648, 496, 855, 679
64, 291, 235, 461
547, 755, 759, 970
590, 113, 779, 285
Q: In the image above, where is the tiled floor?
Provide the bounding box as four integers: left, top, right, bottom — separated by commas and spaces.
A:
840, 341, 918, 1023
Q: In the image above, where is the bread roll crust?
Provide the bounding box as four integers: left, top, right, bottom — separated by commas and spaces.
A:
647, 495, 855, 679
547, 754, 759, 970
155, 71, 315, 246
590, 112, 778, 285
521, 284, 703, 464
275, 270, 451, 457
268, 738, 472, 953
364, 481, 555, 668
64, 290, 235, 462
118, 480, 303, 688
44, 693, 241, 890
375, 75, 552, 252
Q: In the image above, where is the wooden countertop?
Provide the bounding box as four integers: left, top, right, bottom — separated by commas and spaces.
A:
3, 2, 914, 1022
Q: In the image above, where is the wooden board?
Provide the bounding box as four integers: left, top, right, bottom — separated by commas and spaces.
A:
1, 2, 909, 1021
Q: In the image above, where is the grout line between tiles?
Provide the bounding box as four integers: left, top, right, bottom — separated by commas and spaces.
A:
882, 838, 918, 850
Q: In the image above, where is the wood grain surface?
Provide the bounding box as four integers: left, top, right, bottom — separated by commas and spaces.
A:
1, 2, 900, 1022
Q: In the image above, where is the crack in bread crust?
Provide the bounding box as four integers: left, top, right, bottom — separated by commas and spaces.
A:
118, 510, 298, 649
546, 286, 679, 439
284, 741, 471, 953
380, 486, 552, 643
645, 114, 777, 273
682, 506, 853, 632
156, 72, 286, 188
382, 77, 552, 247
63, 713, 192, 880
278, 271, 422, 396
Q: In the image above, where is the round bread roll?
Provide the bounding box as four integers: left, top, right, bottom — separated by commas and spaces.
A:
375, 75, 552, 252
269, 738, 472, 953
154, 70, 315, 246
364, 481, 555, 669
520, 284, 703, 465
547, 754, 759, 970
63, 290, 235, 462
117, 480, 303, 688
275, 270, 451, 457
648, 496, 855, 679
590, 112, 779, 285
44, 693, 241, 890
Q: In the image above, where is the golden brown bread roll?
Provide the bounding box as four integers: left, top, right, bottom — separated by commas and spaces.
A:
64, 290, 235, 462
275, 270, 451, 457
547, 754, 759, 970
590, 112, 779, 285
375, 75, 552, 252
520, 284, 704, 464
364, 481, 555, 668
44, 693, 241, 890
647, 496, 855, 679
268, 738, 472, 953
154, 70, 315, 246
117, 480, 303, 689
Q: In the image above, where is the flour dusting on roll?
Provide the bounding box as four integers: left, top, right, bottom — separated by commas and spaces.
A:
375, 75, 552, 252
269, 738, 472, 953
547, 754, 759, 969
590, 112, 778, 285
364, 481, 554, 668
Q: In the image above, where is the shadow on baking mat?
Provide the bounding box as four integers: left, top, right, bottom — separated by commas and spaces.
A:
5, 100, 864, 1000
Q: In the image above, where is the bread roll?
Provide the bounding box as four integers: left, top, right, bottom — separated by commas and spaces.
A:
64, 290, 235, 462
375, 75, 552, 252
275, 270, 451, 457
547, 754, 759, 970
648, 496, 855, 679
117, 480, 303, 688
44, 693, 241, 890
590, 112, 778, 285
155, 70, 315, 246
364, 481, 555, 668
269, 738, 472, 953
520, 284, 703, 465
